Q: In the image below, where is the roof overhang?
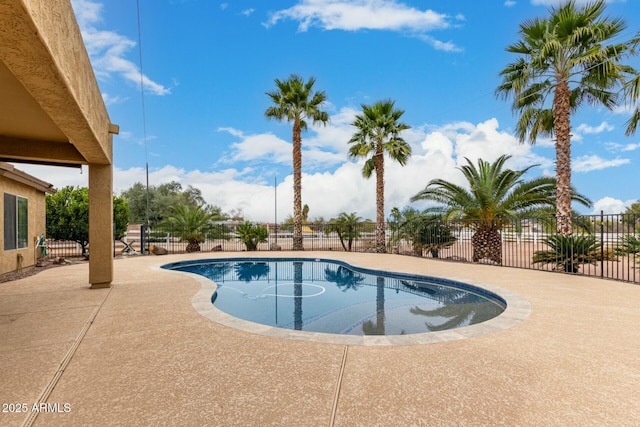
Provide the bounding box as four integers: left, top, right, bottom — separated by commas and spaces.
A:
0, 0, 117, 167
0, 161, 55, 194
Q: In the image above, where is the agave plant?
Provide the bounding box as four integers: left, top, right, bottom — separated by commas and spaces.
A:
533, 234, 615, 273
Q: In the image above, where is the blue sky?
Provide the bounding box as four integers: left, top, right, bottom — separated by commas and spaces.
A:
21, 0, 640, 221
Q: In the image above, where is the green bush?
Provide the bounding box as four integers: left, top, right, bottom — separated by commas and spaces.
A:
236, 222, 268, 251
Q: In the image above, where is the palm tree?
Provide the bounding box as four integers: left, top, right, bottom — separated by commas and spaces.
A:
411, 155, 591, 264
162, 204, 212, 252
406, 213, 456, 258
349, 100, 411, 253
235, 262, 270, 282
235, 221, 268, 251
325, 212, 362, 252
324, 266, 365, 292
362, 277, 386, 335
496, 0, 640, 235
265, 74, 329, 250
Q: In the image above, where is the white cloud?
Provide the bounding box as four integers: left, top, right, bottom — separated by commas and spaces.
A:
219, 107, 357, 171
442, 118, 552, 171
13, 118, 571, 221
572, 121, 614, 142
591, 197, 636, 215
605, 141, 640, 152
241, 8, 255, 16
265, 0, 461, 51
101, 93, 126, 106
71, 0, 170, 96
504, 1, 516, 6
226, 132, 292, 164
573, 155, 630, 172
575, 121, 614, 135
415, 35, 463, 53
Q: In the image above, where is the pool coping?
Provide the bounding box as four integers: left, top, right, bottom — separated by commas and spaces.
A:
155, 256, 532, 346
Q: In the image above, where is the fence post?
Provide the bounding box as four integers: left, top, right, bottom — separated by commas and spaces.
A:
141, 224, 147, 256
600, 210, 604, 278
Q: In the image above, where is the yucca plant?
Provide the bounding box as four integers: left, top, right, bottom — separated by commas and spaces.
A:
533, 234, 615, 273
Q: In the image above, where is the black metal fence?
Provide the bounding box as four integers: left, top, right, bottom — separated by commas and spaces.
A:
45, 213, 640, 284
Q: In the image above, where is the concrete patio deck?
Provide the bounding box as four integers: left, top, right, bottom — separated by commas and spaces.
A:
1, 252, 638, 426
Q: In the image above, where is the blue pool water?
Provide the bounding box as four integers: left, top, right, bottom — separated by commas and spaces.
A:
162, 258, 506, 336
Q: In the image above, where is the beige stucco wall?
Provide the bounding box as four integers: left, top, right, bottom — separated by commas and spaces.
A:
0, 176, 47, 275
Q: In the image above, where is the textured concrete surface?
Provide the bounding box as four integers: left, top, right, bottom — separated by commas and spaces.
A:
0, 252, 638, 426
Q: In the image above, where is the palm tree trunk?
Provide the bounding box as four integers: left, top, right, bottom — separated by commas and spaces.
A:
186, 241, 201, 253
471, 222, 502, 264
554, 78, 573, 236
375, 141, 386, 253
337, 231, 348, 251
292, 119, 304, 250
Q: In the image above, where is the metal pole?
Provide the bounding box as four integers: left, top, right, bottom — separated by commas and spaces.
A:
600, 210, 604, 278
274, 176, 278, 248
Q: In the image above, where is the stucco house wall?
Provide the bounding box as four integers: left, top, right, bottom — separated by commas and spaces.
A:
0, 163, 54, 275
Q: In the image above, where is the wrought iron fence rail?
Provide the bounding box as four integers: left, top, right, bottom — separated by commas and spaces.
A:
44, 213, 639, 284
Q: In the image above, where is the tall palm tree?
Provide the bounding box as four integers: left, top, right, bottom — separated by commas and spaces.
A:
265, 75, 329, 250
411, 155, 591, 264
349, 100, 411, 253
496, 0, 639, 235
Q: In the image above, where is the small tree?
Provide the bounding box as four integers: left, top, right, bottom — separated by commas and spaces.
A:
326, 212, 362, 252
405, 216, 456, 258
236, 222, 268, 251
46, 186, 129, 257
121, 181, 224, 226
161, 204, 212, 252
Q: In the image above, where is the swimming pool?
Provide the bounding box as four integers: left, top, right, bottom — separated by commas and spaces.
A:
162, 257, 507, 336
